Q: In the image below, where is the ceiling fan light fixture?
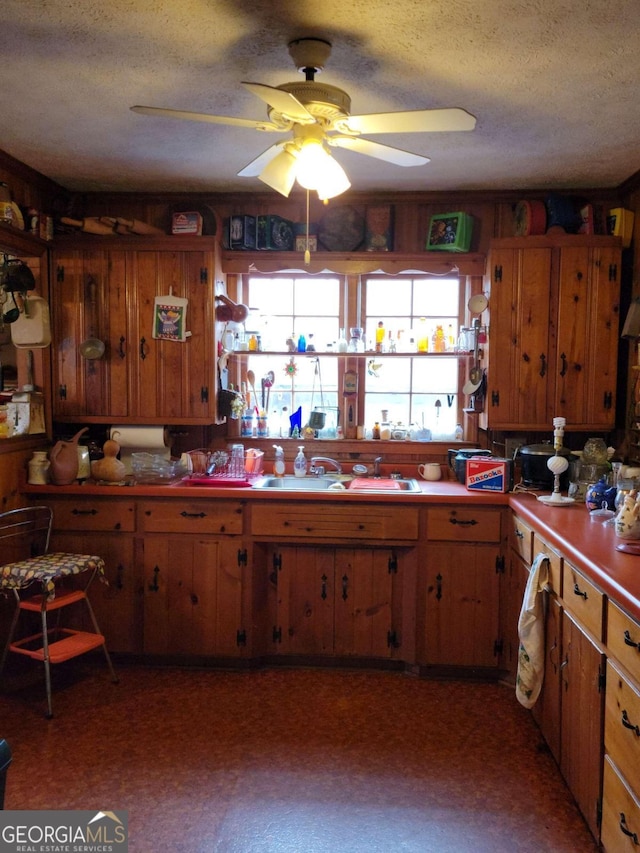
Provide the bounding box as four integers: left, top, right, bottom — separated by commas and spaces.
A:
315, 155, 351, 200
259, 148, 297, 196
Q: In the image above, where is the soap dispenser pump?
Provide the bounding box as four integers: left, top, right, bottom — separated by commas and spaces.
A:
273, 445, 285, 477
294, 446, 307, 478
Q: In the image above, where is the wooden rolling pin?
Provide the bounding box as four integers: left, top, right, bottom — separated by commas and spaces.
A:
115, 217, 165, 236
60, 216, 115, 235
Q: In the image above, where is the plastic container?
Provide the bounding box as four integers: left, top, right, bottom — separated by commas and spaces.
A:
273, 445, 285, 477
294, 446, 307, 478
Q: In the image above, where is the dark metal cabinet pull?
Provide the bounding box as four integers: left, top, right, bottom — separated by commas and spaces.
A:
624, 630, 640, 651
573, 582, 588, 600
622, 709, 640, 737
619, 813, 639, 845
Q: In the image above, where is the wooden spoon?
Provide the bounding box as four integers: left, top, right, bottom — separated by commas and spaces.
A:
246, 369, 258, 411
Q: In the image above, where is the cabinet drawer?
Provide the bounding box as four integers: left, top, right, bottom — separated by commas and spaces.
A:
608, 600, 640, 685
562, 561, 604, 640
605, 659, 640, 798
140, 501, 244, 535
49, 498, 136, 532
511, 515, 533, 565
601, 755, 640, 853
251, 503, 419, 541
532, 537, 562, 595
427, 507, 501, 543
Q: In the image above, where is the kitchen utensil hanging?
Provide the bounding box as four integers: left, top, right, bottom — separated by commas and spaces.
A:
79, 276, 105, 361
308, 357, 326, 430
463, 320, 483, 395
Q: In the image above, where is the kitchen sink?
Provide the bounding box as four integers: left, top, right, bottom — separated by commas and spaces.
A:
252, 475, 421, 492
252, 476, 346, 491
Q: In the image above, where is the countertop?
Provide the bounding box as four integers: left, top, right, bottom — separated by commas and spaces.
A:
22, 477, 640, 623
511, 493, 640, 624
22, 477, 511, 505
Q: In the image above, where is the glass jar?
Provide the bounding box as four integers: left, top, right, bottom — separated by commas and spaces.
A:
582, 437, 608, 465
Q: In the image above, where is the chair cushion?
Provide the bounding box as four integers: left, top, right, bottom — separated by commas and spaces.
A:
0, 554, 106, 599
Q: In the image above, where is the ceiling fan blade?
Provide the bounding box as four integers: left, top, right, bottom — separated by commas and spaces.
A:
329, 136, 429, 167
342, 108, 477, 135
130, 105, 281, 131
242, 82, 315, 123
237, 143, 287, 177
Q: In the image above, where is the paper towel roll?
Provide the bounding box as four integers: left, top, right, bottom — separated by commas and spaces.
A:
109, 425, 170, 450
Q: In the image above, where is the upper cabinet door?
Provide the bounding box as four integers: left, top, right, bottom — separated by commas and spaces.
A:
52, 241, 218, 425
554, 244, 620, 427
486, 245, 553, 430
484, 236, 621, 432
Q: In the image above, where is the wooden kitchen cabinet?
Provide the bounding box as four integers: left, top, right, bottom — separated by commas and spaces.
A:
560, 608, 605, 840
421, 507, 503, 669
601, 602, 640, 852
51, 237, 219, 424
483, 235, 621, 431
140, 499, 247, 657
47, 498, 141, 653
268, 544, 407, 659
529, 535, 563, 765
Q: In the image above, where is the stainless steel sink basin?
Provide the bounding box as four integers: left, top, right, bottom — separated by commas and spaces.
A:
252, 475, 421, 493
252, 476, 346, 491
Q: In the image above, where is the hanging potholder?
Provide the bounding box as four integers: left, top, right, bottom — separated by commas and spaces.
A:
152, 294, 188, 342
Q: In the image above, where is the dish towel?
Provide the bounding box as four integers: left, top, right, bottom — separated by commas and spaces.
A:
516, 552, 549, 708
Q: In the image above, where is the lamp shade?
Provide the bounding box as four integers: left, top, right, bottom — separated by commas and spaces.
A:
259, 149, 297, 197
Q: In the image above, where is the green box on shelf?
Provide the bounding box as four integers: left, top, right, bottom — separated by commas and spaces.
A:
426, 212, 473, 252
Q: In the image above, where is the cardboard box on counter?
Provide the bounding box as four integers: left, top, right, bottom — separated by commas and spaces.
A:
466, 457, 513, 493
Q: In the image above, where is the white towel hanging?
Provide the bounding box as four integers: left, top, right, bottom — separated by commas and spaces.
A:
516, 552, 549, 708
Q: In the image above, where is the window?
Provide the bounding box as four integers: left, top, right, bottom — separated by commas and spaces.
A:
238, 272, 465, 440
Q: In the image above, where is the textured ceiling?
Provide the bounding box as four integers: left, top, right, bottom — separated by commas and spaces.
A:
2, 0, 639, 194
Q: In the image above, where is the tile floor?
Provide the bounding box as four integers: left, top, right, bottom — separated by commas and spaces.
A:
1, 661, 598, 852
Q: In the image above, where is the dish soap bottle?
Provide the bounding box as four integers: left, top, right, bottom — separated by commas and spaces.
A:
294, 446, 307, 478
273, 444, 285, 477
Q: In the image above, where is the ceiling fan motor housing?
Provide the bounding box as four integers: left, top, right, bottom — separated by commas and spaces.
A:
273, 82, 351, 125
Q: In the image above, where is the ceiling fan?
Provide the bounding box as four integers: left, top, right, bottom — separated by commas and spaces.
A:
131, 37, 476, 199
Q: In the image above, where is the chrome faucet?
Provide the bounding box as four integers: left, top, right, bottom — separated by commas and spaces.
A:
373, 456, 383, 478
310, 456, 342, 475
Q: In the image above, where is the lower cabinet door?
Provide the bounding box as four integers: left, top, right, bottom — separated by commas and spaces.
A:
531, 594, 562, 765
143, 535, 244, 657
560, 609, 605, 840
424, 542, 500, 668
50, 530, 140, 654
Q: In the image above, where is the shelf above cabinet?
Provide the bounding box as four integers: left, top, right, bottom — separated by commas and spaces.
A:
221, 250, 486, 277
227, 350, 471, 358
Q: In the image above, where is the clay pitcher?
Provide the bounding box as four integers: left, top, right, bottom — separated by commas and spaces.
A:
49, 427, 88, 485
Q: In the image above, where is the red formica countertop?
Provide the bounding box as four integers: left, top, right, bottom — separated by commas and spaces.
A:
22, 478, 640, 623
510, 493, 640, 625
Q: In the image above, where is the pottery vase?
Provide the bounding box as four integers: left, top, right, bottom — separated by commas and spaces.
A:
49, 427, 88, 485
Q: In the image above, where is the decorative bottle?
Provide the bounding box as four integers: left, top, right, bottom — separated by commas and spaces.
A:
28, 451, 50, 485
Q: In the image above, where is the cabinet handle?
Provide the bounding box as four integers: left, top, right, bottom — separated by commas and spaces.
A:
559, 352, 567, 377
180, 511, 206, 519
448, 517, 477, 527
619, 813, 639, 845
71, 508, 98, 516
624, 629, 640, 651
115, 563, 124, 590
622, 709, 640, 737
604, 390, 613, 409
548, 639, 558, 673
342, 573, 349, 601
320, 573, 328, 600
118, 336, 126, 359
139, 337, 147, 360
573, 582, 588, 600
148, 565, 160, 592
436, 572, 443, 600
539, 353, 547, 377
515, 529, 524, 540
